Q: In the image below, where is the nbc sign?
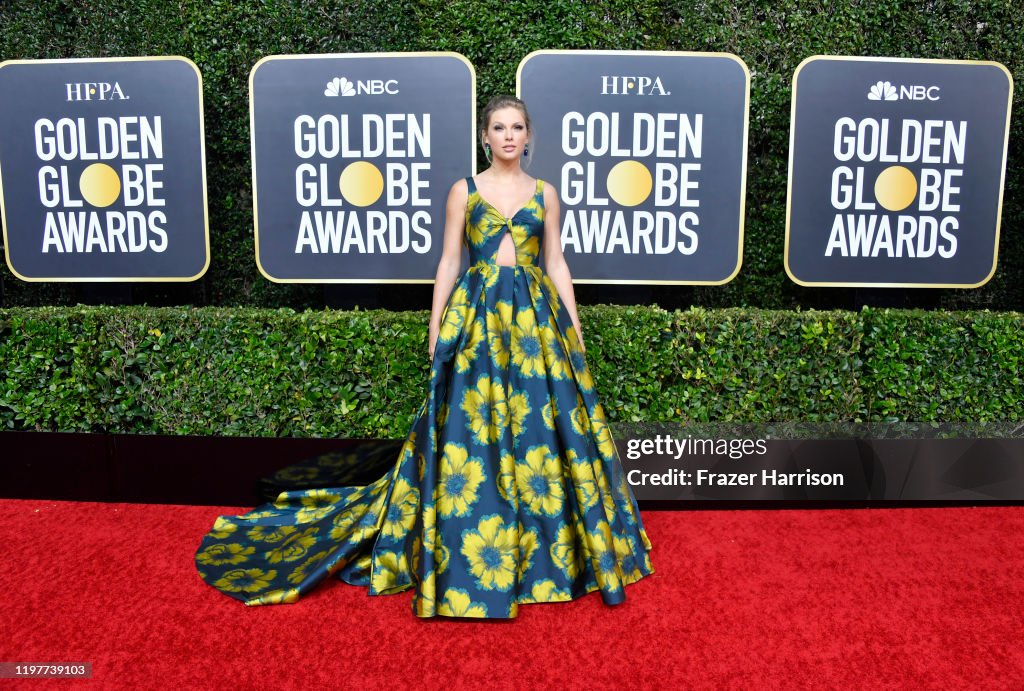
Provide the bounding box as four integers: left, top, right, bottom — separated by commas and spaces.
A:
250, 52, 475, 282
786, 56, 1012, 287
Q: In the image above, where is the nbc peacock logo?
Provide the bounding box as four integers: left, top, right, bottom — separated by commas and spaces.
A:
324, 77, 356, 97
867, 80, 898, 101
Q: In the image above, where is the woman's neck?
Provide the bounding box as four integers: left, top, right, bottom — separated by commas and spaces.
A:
484, 158, 524, 178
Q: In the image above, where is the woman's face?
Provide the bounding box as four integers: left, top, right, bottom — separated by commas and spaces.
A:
483, 106, 529, 162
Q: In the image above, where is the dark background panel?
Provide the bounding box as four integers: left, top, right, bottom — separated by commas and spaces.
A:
0, 58, 207, 279
3, 431, 1021, 506
788, 58, 1010, 286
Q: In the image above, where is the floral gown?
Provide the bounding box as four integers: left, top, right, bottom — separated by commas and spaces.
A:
195, 177, 654, 618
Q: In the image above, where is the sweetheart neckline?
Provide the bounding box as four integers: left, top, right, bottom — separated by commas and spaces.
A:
470, 177, 542, 221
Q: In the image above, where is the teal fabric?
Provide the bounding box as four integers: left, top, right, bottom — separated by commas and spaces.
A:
195, 177, 653, 617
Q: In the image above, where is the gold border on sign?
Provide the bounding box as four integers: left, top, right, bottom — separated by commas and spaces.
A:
0, 55, 211, 283
784, 55, 1014, 289
515, 49, 750, 286
249, 52, 477, 284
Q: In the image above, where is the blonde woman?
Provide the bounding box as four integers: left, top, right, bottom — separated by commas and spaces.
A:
196, 95, 653, 618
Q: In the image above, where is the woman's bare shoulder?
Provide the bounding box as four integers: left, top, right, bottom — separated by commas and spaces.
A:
447, 177, 470, 201
541, 180, 559, 202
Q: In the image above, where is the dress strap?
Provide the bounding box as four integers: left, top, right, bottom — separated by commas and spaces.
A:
466, 176, 477, 193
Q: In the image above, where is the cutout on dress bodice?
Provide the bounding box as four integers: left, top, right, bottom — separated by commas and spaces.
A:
465, 177, 546, 268
495, 230, 516, 266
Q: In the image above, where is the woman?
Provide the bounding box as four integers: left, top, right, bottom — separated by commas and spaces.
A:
195, 95, 653, 618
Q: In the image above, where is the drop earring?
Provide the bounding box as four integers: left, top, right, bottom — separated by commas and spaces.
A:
523, 144, 529, 157
484, 143, 492, 163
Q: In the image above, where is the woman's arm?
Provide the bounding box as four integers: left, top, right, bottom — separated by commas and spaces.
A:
428, 179, 469, 358
541, 181, 585, 352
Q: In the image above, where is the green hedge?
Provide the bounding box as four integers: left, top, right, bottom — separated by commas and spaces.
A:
1, 0, 1022, 310
1, 305, 1019, 436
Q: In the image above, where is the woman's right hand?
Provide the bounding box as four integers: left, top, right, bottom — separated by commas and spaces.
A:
428, 323, 439, 361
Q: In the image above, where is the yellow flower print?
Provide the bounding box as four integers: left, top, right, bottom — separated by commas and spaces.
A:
567, 451, 599, 512
517, 445, 566, 517
329, 493, 383, 544
486, 301, 513, 369
640, 527, 653, 552
461, 375, 508, 445
214, 567, 278, 594
438, 588, 488, 618
251, 587, 300, 605
539, 274, 561, 313
411, 528, 452, 581
565, 330, 595, 392
510, 309, 546, 377
542, 396, 558, 431
540, 320, 569, 380
615, 472, 637, 517
436, 443, 485, 518
587, 522, 624, 593
286, 551, 329, 585
455, 316, 484, 374
497, 451, 517, 507
519, 235, 540, 265
293, 489, 343, 523
382, 477, 420, 540
528, 270, 561, 311
615, 531, 636, 577
525, 579, 571, 604
589, 461, 618, 523
461, 514, 518, 591
432, 536, 448, 577
550, 523, 584, 580
571, 395, 590, 437
476, 261, 500, 288
411, 532, 451, 577
266, 526, 319, 564
508, 390, 531, 439
241, 509, 282, 520
246, 525, 296, 543
421, 501, 436, 534
209, 517, 237, 539
196, 542, 254, 567
517, 525, 539, 579
591, 413, 618, 462
371, 550, 410, 594
466, 196, 490, 246
413, 571, 437, 617
348, 554, 372, 582
598, 466, 618, 522
438, 286, 472, 343
619, 535, 643, 580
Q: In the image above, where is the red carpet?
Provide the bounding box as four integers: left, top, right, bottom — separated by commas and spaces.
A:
1, 500, 1022, 689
